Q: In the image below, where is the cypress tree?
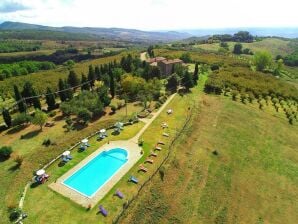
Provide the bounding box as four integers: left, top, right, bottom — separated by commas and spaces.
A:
22, 81, 34, 105
2, 108, 12, 127
182, 70, 194, 91
64, 80, 73, 100
193, 62, 199, 85
95, 65, 101, 80
32, 89, 41, 109
109, 70, 115, 98
13, 85, 26, 113
88, 65, 95, 87
45, 87, 56, 111
81, 73, 89, 91
58, 78, 67, 102
67, 70, 79, 88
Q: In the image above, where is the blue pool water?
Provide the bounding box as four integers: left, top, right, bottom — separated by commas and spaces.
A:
63, 148, 128, 197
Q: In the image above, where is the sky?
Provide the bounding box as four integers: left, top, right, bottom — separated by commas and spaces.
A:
0, 0, 297, 30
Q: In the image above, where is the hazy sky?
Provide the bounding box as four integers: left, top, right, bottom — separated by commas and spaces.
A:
0, 0, 297, 30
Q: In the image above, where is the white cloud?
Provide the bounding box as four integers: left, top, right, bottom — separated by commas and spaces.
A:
0, 0, 297, 30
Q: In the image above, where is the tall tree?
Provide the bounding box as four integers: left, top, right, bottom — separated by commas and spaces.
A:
2, 108, 12, 127
13, 85, 26, 113
64, 80, 73, 100
58, 78, 67, 102
95, 65, 101, 80
32, 89, 41, 109
22, 81, 34, 105
67, 70, 79, 88
81, 73, 89, 91
193, 62, 199, 85
45, 87, 56, 111
182, 70, 194, 91
109, 70, 115, 98
147, 45, 154, 58
88, 65, 95, 88
166, 74, 179, 92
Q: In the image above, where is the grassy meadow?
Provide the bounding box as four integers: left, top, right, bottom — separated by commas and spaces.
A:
194, 38, 293, 57
119, 92, 298, 224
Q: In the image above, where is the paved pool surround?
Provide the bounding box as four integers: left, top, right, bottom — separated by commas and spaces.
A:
49, 140, 142, 208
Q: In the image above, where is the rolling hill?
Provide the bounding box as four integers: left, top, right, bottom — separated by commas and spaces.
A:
0, 21, 191, 42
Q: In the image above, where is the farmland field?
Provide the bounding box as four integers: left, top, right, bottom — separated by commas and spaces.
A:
194, 38, 293, 56
120, 93, 298, 224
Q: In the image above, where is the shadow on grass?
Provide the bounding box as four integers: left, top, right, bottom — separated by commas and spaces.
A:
30, 182, 41, 189
8, 164, 20, 172
53, 115, 64, 121
6, 125, 27, 135
21, 129, 41, 139
58, 161, 66, 167
0, 157, 9, 162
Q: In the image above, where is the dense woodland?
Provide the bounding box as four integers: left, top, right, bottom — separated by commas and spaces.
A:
0, 61, 55, 80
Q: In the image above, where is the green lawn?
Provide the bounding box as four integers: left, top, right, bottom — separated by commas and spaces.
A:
119, 92, 298, 223
0, 101, 142, 224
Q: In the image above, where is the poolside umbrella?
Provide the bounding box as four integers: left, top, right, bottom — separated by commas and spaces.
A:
82, 139, 88, 144
62, 151, 70, 156
100, 129, 106, 133
36, 169, 45, 176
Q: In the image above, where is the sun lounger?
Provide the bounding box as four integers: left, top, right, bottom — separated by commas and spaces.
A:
158, 141, 165, 145
150, 151, 157, 157
66, 155, 72, 160
155, 146, 162, 151
163, 133, 169, 137
139, 165, 148, 172
99, 205, 108, 217
145, 158, 154, 164
85, 143, 91, 147
161, 122, 168, 128
115, 190, 124, 199
129, 176, 138, 184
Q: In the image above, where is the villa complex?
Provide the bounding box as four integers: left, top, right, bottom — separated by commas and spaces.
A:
146, 57, 183, 76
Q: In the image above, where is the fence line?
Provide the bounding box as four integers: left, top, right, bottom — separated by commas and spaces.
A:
112, 103, 197, 224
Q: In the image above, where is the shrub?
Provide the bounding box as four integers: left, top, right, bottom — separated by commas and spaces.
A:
48, 110, 57, 117
13, 154, 24, 168
0, 146, 13, 159
9, 208, 22, 221
42, 138, 51, 146
12, 113, 31, 126
211, 64, 220, 71
77, 109, 91, 124
110, 105, 117, 114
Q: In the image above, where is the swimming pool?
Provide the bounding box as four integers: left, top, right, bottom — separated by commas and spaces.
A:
63, 148, 128, 197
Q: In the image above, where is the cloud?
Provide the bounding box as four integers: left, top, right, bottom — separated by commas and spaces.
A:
0, 0, 297, 30
0, 0, 30, 13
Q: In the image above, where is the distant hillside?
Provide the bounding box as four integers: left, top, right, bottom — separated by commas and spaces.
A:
0, 21, 191, 42
181, 27, 298, 38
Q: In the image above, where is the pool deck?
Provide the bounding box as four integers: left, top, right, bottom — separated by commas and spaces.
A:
49, 93, 176, 207
49, 141, 142, 207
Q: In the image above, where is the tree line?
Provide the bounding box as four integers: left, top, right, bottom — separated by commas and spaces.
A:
0, 40, 41, 53
2, 53, 201, 128
0, 61, 56, 80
